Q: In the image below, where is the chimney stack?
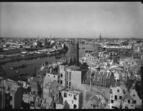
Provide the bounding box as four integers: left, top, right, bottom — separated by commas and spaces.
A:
50, 67, 53, 74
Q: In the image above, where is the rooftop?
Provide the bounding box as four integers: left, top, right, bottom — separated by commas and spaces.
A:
64, 88, 82, 94
68, 65, 80, 71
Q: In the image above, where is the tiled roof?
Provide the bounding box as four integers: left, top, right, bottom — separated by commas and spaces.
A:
126, 80, 135, 91
90, 95, 100, 104
122, 92, 133, 101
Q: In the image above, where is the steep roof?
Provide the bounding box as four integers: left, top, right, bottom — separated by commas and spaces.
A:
110, 72, 116, 87
122, 92, 133, 101
90, 95, 100, 104
126, 79, 135, 91
63, 100, 70, 109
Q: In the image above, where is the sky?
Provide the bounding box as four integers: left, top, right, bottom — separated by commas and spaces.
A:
0, 2, 143, 38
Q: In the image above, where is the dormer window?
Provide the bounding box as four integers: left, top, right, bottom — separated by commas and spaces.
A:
123, 90, 126, 94
110, 89, 112, 93
115, 95, 117, 100
74, 95, 77, 100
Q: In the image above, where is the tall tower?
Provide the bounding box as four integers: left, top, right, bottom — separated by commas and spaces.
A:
76, 41, 79, 66
69, 39, 79, 66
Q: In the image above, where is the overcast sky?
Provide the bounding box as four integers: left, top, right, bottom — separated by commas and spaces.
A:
0, 2, 143, 38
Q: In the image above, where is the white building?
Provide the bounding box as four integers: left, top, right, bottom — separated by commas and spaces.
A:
122, 92, 135, 109
58, 65, 67, 87
109, 86, 126, 109
58, 65, 83, 90
130, 89, 142, 108
61, 89, 82, 109
45, 73, 58, 84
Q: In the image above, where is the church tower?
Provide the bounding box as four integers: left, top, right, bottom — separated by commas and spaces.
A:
69, 39, 79, 66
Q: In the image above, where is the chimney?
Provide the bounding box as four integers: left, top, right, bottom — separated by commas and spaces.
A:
76, 41, 79, 66
50, 67, 53, 74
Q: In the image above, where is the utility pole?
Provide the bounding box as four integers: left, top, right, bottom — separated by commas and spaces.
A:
89, 66, 92, 91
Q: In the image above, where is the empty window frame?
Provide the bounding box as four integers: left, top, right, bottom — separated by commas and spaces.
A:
69, 72, 71, 80
69, 82, 71, 87
112, 106, 118, 109
110, 89, 112, 93
133, 100, 136, 104
93, 104, 96, 108
114, 95, 117, 100
125, 106, 128, 109
60, 80, 63, 85
74, 95, 77, 100
119, 96, 122, 100
111, 100, 114, 103
64, 93, 67, 97
73, 104, 77, 109
123, 90, 126, 94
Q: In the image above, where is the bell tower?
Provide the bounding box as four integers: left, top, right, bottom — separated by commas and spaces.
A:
69, 39, 79, 66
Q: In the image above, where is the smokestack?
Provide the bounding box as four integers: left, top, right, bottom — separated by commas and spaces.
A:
76, 41, 79, 66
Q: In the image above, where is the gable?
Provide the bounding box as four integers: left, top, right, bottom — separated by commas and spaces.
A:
130, 89, 141, 100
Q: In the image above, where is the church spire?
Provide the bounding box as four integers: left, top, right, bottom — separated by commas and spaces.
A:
99, 34, 102, 41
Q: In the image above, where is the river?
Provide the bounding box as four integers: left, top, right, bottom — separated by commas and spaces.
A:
2, 44, 94, 76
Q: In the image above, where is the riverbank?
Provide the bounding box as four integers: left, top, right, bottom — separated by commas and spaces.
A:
0, 49, 68, 65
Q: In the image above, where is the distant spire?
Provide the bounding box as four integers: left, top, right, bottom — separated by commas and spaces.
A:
99, 34, 102, 41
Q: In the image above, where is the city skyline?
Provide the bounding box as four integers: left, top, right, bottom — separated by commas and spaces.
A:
0, 2, 143, 38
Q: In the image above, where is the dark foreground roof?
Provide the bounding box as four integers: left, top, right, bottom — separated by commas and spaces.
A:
0, 65, 7, 78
